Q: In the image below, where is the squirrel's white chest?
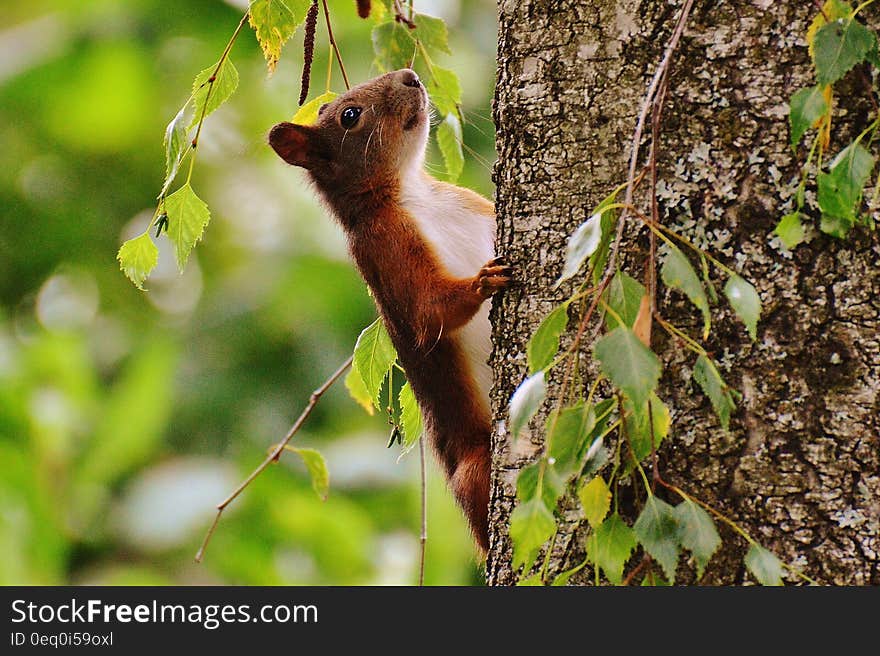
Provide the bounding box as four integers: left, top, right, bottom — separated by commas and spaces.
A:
400, 183, 495, 279
400, 179, 496, 407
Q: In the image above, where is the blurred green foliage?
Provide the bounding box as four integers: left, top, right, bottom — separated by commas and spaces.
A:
0, 0, 498, 585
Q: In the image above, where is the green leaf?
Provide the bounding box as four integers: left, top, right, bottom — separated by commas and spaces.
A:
774, 212, 806, 250
673, 498, 720, 578
164, 183, 211, 271
188, 60, 239, 131
527, 302, 570, 374
813, 17, 875, 86
352, 318, 398, 409
623, 392, 670, 463
661, 243, 710, 340
510, 497, 556, 570
578, 476, 611, 529
633, 495, 681, 582
516, 459, 564, 509
724, 274, 761, 341
436, 113, 464, 182
604, 271, 646, 330
248, 0, 310, 73
117, 233, 158, 290
640, 570, 671, 586
817, 142, 875, 222
745, 544, 784, 586
163, 106, 189, 193
398, 381, 423, 452
557, 211, 603, 286
587, 186, 625, 285
372, 20, 416, 71
509, 372, 546, 439
426, 65, 461, 117
789, 86, 829, 148
413, 13, 451, 54
693, 355, 736, 430
344, 366, 374, 415
516, 573, 544, 586
551, 560, 588, 586
546, 402, 593, 478
819, 213, 854, 237
586, 513, 637, 585
594, 327, 662, 409
291, 90, 338, 126
290, 447, 329, 501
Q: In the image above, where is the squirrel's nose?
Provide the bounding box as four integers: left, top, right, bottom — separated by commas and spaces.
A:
398, 69, 421, 88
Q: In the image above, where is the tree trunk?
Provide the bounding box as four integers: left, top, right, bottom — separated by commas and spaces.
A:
488, 0, 880, 585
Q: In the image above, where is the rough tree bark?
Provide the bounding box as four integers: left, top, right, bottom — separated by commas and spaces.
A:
488, 0, 880, 585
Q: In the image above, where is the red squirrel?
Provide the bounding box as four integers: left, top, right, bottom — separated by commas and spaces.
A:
268, 69, 510, 551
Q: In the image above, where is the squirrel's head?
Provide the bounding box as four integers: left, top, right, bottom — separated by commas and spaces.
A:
269, 69, 429, 192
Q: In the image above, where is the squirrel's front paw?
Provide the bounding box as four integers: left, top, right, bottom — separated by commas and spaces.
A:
475, 256, 514, 298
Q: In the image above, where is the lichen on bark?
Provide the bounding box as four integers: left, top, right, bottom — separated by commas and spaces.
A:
489, 0, 880, 585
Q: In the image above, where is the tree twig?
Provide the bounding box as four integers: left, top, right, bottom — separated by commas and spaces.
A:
195, 355, 353, 563
418, 435, 428, 586
321, 0, 350, 90
602, 0, 694, 283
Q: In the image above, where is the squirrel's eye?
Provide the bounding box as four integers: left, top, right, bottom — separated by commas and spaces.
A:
340, 106, 362, 129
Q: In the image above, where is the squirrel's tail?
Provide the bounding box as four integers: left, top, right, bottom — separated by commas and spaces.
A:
449, 443, 490, 552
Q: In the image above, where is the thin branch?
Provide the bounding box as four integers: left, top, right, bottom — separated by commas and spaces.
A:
321, 0, 350, 90
418, 434, 428, 586
602, 0, 695, 282
622, 554, 652, 586
195, 355, 353, 563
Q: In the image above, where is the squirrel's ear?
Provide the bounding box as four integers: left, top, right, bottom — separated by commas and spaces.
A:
269, 122, 326, 169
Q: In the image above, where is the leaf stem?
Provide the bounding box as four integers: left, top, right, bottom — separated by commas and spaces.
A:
186, 11, 249, 185
418, 434, 428, 586
654, 314, 707, 356
321, 0, 350, 90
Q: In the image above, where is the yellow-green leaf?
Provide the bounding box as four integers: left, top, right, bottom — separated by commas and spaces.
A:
117, 233, 158, 290
289, 446, 329, 501
661, 243, 710, 340
594, 327, 661, 409
372, 20, 415, 71
352, 318, 397, 409
813, 16, 874, 86
413, 13, 451, 55
436, 113, 464, 182
673, 498, 720, 579
586, 513, 636, 585
774, 212, 806, 250
398, 381, 423, 453
162, 106, 189, 195
578, 476, 611, 529
164, 183, 211, 271
248, 0, 311, 73
188, 60, 239, 131
623, 392, 671, 462
604, 271, 646, 330
344, 365, 374, 415
292, 90, 338, 125
693, 354, 737, 430
426, 65, 461, 117
510, 497, 556, 570
745, 544, 784, 586
527, 302, 570, 374
633, 495, 680, 582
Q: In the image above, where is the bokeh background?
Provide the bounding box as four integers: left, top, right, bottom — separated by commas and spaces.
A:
0, 0, 498, 585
